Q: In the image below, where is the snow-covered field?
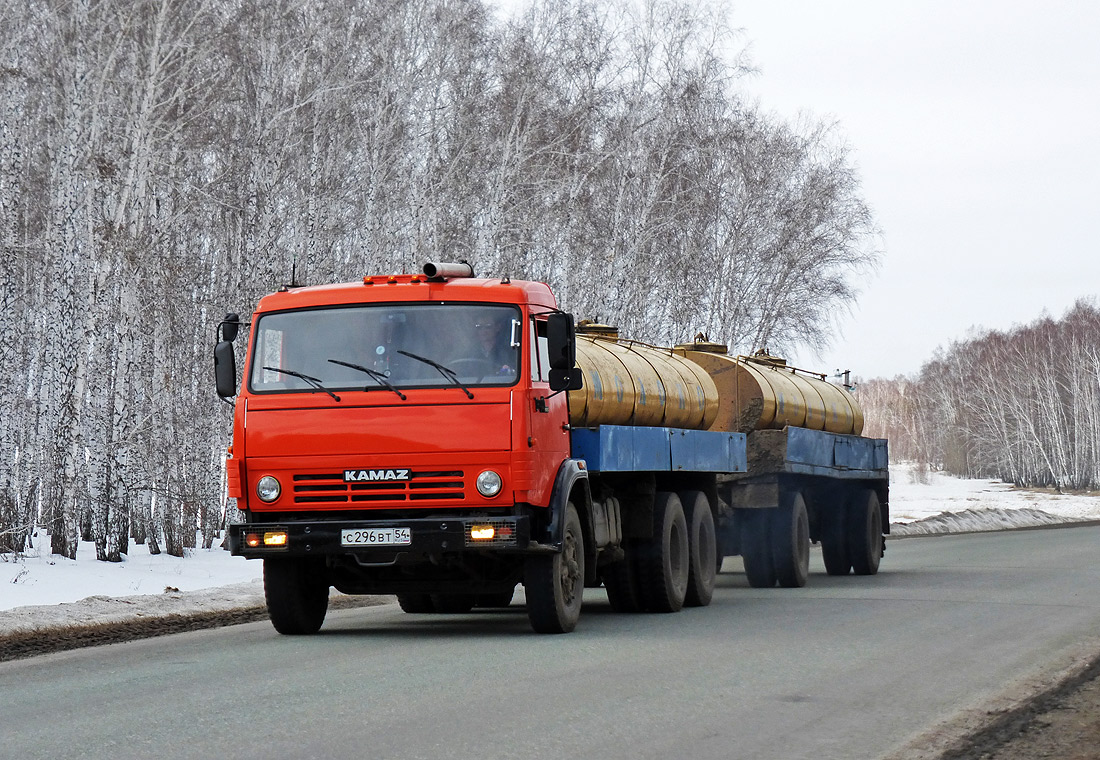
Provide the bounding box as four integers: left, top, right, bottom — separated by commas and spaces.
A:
888, 461, 1100, 534
0, 538, 264, 636
1, 536, 260, 612
2, 462, 1099, 631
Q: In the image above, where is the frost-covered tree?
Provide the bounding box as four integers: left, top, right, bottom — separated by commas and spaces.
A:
0, 0, 880, 559
860, 301, 1100, 490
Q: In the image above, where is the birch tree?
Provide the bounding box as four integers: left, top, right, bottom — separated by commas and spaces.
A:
0, 0, 884, 559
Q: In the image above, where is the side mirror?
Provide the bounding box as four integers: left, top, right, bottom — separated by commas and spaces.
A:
220, 312, 240, 343
547, 312, 576, 370
549, 367, 583, 392
214, 341, 238, 398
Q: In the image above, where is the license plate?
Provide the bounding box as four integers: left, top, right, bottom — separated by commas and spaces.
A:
341, 527, 412, 547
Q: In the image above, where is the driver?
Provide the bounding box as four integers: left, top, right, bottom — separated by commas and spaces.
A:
474, 316, 516, 376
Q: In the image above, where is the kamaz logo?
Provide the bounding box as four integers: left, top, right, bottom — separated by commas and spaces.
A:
344, 469, 411, 482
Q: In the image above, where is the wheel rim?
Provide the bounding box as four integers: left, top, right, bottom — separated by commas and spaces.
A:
561, 526, 581, 606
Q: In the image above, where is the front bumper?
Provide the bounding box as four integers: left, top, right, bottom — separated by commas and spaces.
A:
228, 515, 532, 563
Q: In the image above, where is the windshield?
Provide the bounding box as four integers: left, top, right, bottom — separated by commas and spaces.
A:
248, 303, 522, 394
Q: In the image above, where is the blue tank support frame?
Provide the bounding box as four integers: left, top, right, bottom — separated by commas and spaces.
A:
570, 425, 748, 474
570, 424, 887, 480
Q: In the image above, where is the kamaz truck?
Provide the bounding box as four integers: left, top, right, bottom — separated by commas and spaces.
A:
215, 262, 888, 634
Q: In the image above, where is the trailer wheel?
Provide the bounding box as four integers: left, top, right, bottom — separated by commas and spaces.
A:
263, 558, 329, 635
636, 491, 689, 612
603, 544, 644, 612
821, 505, 852, 576
397, 593, 436, 613
771, 491, 810, 588
525, 502, 585, 633
740, 510, 776, 588
681, 490, 717, 607
849, 489, 884, 575
431, 594, 476, 613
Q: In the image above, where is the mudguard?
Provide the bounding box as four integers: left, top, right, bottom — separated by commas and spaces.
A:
540, 459, 591, 551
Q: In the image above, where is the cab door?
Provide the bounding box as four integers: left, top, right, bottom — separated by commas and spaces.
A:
514, 314, 570, 506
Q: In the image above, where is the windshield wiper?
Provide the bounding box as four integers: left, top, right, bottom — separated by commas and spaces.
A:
262, 366, 341, 402
327, 358, 407, 400
397, 351, 474, 399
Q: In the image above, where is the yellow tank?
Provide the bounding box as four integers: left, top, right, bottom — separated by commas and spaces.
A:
568, 332, 719, 430
673, 346, 864, 435
567, 326, 863, 435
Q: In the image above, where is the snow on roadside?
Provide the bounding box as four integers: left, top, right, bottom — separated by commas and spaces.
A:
889, 461, 1100, 535
1, 535, 260, 613
1, 536, 265, 638
0, 582, 266, 636
3, 462, 1100, 633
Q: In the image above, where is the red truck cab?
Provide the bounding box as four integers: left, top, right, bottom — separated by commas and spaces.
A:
217, 263, 589, 633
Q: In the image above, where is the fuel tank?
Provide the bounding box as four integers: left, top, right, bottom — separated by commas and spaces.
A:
673, 344, 864, 435
567, 328, 719, 430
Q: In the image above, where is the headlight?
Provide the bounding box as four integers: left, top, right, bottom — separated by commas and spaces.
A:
476, 470, 503, 498
256, 475, 281, 503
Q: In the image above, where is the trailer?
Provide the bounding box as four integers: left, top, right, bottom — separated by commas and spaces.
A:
214, 263, 889, 634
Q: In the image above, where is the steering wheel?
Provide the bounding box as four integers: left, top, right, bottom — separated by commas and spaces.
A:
447, 358, 495, 381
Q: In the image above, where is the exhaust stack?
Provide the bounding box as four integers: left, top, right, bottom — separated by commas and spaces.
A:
423, 261, 474, 280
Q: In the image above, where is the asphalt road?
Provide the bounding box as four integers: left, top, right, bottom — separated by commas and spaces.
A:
4, 526, 1100, 760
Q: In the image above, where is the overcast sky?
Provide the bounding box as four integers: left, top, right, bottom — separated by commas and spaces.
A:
714, 0, 1100, 379
491, 1, 1100, 379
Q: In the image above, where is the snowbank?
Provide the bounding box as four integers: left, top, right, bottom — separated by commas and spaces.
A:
1, 536, 260, 612
1, 537, 263, 640
3, 462, 1100, 632
888, 461, 1100, 535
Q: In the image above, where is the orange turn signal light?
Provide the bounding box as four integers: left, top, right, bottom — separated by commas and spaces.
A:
244, 531, 289, 548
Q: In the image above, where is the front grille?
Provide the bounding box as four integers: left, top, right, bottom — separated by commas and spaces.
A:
292, 470, 465, 505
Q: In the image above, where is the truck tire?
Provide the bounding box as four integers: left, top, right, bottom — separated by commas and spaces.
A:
821, 502, 852, 576
771, 491, 810, 588
525, 502, 585, 633
263, 558, 329, 635
740, 509, 777, 588
849, 489, 883, 575
397, 593, 436, 613
680, 490, 717, 607
636, 491, 689, 612
602, 544, 644, 612
431, 594, 476, 613
475, 587, 516, 608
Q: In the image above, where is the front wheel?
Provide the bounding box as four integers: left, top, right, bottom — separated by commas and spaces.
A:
397, 593, 436, 613
263, 558, 329, 635
475, 586, 516, 608
525, 502, 585, 633
430, 594, 476, 613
